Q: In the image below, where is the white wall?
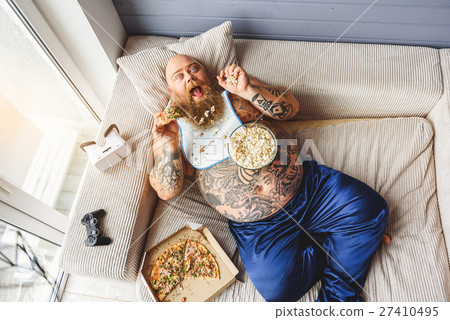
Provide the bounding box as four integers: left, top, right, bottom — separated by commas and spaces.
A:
78, 0, 127, 71
33, 0, 126, 112
0, 5, 85, 122
8, 0, 127, 120
0, 95, 42, 188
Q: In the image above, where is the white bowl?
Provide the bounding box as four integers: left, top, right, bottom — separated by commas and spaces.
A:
228, 122, 278, 170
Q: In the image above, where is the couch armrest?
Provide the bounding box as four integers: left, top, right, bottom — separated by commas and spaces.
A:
426, 49, 450, 265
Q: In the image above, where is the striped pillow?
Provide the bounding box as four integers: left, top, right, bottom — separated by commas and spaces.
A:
116, 21, 237, 114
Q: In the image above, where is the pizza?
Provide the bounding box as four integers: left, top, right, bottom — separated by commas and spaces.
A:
149, 240, 220, 301
165, 105, 185, 121
149, 242, 185, 301
183, 240, 219, 280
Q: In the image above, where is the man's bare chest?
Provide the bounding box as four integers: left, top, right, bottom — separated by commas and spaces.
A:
181, 98, 302, 222
196, 142, 303, 222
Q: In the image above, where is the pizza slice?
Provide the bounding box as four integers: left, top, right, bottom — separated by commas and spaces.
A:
183, 240, 220, 280
149, 240, 220, 301
149, 242, 185, 301
165, 105, 185, 121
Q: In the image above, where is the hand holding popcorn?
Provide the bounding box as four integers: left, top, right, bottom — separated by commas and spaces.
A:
217, 64, 250, 97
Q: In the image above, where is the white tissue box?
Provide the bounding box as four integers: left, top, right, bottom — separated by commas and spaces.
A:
80, 124, 132, 172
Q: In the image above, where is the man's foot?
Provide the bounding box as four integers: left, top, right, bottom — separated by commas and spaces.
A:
382, 233, 391, 245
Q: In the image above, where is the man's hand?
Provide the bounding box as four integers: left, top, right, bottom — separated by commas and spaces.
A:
152, 111, 179, 151
152, 111, 180, 144
217, 64, 251, 97
152, 111, 179, 136
217, 65, 300, 120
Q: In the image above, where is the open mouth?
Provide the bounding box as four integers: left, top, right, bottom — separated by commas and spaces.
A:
190, 86, 203, 100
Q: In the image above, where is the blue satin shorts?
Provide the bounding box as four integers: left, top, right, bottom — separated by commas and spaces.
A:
229, 161, 388, 302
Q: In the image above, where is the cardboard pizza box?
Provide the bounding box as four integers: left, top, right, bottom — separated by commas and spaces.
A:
139, 222, 239, 302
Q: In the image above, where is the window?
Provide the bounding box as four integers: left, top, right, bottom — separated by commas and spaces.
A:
0, 220, 61, 301
0, 1, 100, 301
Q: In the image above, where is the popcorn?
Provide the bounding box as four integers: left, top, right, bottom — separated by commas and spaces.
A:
225, 76, 238, 85
229, 125, 277, 169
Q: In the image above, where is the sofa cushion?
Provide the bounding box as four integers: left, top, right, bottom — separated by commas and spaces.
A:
427, 49, 450, 266
116, 21, 237, 114
136, 117, 449, 301
235, 40, 443, 120
178, 36, 443, 121
296, 118, 449, 302
58, 36, 179, 281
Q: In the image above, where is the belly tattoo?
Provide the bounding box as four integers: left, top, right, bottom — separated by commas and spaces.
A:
197, 136, 302, 222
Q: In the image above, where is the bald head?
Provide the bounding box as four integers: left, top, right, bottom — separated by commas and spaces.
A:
165, 54, 201, 82
165, 54, 211, 102
164, 55, 225, 128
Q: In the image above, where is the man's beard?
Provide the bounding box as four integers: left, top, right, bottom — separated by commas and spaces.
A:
172, 79, 225, 129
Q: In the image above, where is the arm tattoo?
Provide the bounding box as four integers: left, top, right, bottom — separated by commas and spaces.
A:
229, 96, 261, 123
252, 86, 294, 120
262, 87, 283, 97
198, 121, 303, 222
150, 143, 184, 196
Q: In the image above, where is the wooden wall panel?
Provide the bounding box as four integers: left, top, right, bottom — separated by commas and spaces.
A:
113, 0, 450, 48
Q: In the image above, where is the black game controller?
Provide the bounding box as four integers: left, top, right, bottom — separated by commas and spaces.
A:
81, 209, 111, 247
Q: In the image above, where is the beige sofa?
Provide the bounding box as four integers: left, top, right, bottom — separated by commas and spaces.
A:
59, 34, 450, 302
